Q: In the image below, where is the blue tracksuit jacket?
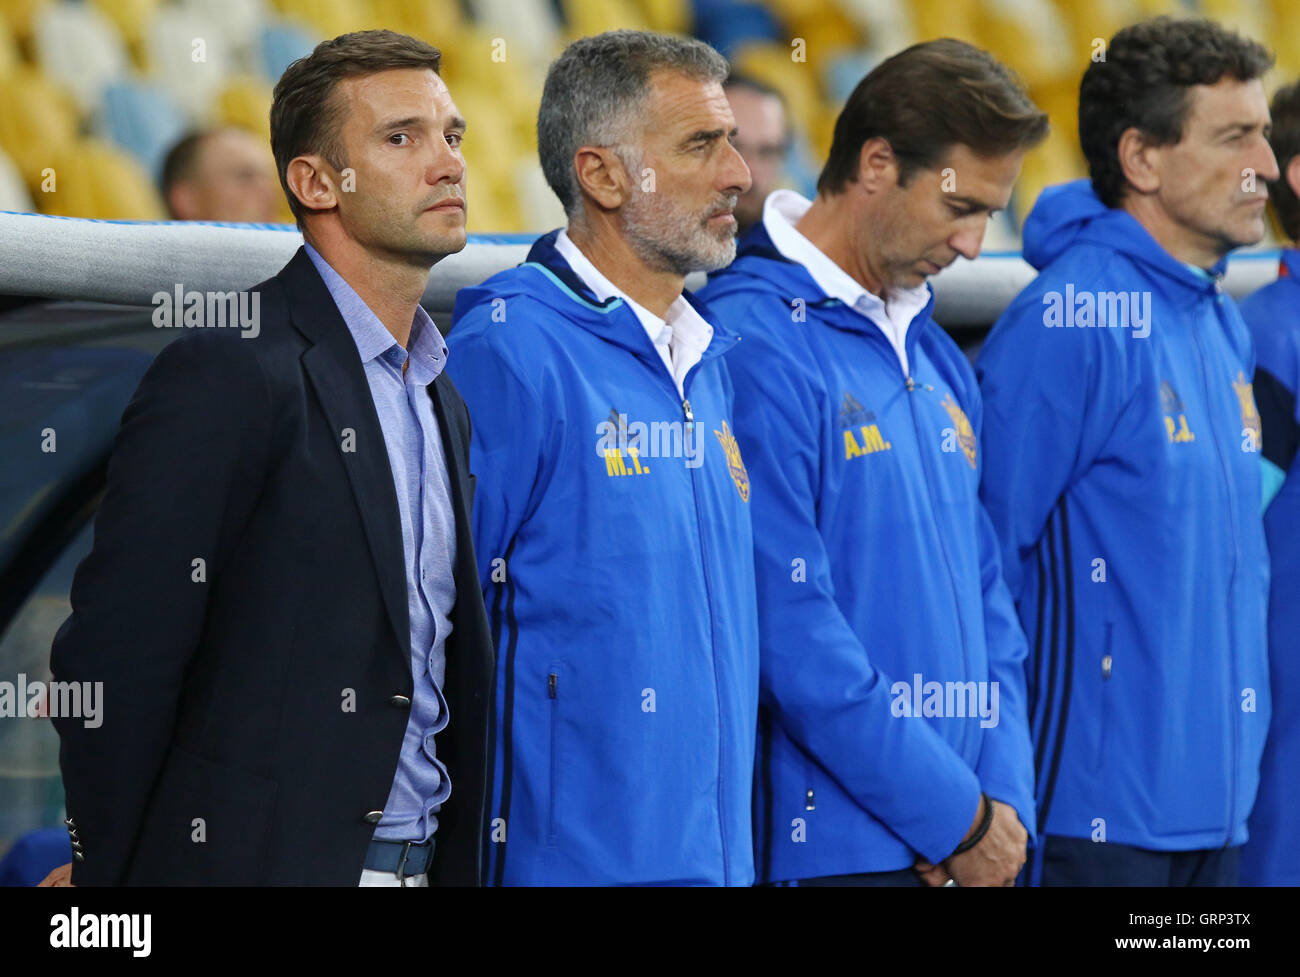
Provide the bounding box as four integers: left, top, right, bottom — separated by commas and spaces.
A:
976, 180, 1271, 865
699, 225, 1035, 882
1237, 248, 1300, 883
446, 230, 759, 885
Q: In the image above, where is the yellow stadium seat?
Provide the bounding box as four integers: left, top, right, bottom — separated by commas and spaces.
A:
637, 0, 691, 35
366, 0, 465, 44
559, 0, 649, 39
1267, 0, 1300, 80
274, 0, 370, 39
732, 42, 824, 137
907, 0, 980, 42
0, 0, 51, 47
89, 0, 160, 68
0, 66, 78, 189
766, 0, 864, 65
973, 0, 1075, 90
216, 75, 275, 143
440, 23, 536, 100
38, 137, 166, 219
0, 7, 19, 77
1201, 0, 1270, 40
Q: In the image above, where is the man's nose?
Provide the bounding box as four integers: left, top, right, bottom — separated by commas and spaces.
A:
427, 138, 465, 184
950, 220, 986, 261
722, 140, 752, 195
1254, 139, 1281, 185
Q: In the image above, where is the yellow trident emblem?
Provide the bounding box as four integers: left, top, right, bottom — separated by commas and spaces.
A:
713, 419, 750, 502
1233, 371, 1262, 451
940, 393, 978, 469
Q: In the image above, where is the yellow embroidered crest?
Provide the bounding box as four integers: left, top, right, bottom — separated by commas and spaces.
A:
713, 419, 750, 502
1233, 371, 1262, 451
940, 393, 977, 469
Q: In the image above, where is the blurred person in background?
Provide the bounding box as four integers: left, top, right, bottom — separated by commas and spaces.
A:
1237, 78, 1300, 886
724, 73, 789, 235
161, 126, 281, 223
701, 39, 1047, 887
976, 17, 1276, 886
447, 30, 758, 885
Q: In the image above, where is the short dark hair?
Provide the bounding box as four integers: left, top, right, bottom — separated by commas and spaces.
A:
1268, 80, 1300, 240
817, 38, 1048, 196
270, 29, 442, 226
1079, 17, 1274, 209
160, 130, 210, 211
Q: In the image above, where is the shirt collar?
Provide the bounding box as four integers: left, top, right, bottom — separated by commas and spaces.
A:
304, 242, 447, 381
554, 228, 714, 353
761, 189, 931, 322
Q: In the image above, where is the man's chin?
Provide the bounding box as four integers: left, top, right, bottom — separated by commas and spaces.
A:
410, 228, 468, 265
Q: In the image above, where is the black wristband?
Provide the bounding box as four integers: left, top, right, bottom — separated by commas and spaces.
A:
951, 792, 993, 856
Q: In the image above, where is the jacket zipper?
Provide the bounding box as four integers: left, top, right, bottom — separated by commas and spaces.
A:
881, 332, 976, 757
1191, 285, 1240, 845
678, 386, 732, 885
547, 670, 559, 847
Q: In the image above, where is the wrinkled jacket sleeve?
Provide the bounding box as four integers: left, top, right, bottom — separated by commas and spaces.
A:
445, 308, 551, 595
974, 290, 1123, 602
724, 296, 982, 863
963, 372, 1037, 840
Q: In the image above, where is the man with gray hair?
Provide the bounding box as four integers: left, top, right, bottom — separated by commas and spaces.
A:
446, 29, 758, 884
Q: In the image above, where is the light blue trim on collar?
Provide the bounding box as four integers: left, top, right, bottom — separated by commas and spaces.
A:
522, 261, 626, 315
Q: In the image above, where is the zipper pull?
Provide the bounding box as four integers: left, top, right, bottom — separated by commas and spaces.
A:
682, 399, 694, 424
805, 788, 815, 811
905, 376, 915, 392
1101, 655, 1112, 679
548, 673, 557, 698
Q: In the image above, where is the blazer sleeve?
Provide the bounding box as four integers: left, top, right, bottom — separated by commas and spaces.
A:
50, 330, 272, 885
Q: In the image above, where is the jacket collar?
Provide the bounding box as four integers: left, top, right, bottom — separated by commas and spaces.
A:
522, 228, 740, 364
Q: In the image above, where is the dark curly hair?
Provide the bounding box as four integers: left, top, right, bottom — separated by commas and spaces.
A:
1267, 80, 1300, 241
1079, 17, 1273, 208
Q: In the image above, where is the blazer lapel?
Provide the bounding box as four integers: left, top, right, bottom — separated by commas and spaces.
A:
282, 248, 412, 662
429, 372, 475, 575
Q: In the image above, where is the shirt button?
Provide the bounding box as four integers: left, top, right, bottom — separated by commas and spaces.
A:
362, 810, 384, 824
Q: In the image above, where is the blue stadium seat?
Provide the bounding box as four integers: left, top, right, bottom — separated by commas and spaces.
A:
691, 0, 782, 59
97, 80, 190, 183
259, 20, 318, 83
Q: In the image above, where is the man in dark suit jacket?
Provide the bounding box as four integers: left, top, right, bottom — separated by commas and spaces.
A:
44, 30, 492, 886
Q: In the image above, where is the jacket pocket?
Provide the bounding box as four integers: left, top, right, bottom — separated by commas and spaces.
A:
127, 745, 278, 885
547, 666, 560, 847
1094, 623, 1114, 774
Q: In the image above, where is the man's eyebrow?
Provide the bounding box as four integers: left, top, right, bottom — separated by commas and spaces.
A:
1208, 121, 1258, 138
374, 116, 426, 133
946, 195, 993, 210
681, 127, 728, 146
447, 115, 468, 132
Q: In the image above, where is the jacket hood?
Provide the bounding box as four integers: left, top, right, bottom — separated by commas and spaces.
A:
1022, 179, 1228, 291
